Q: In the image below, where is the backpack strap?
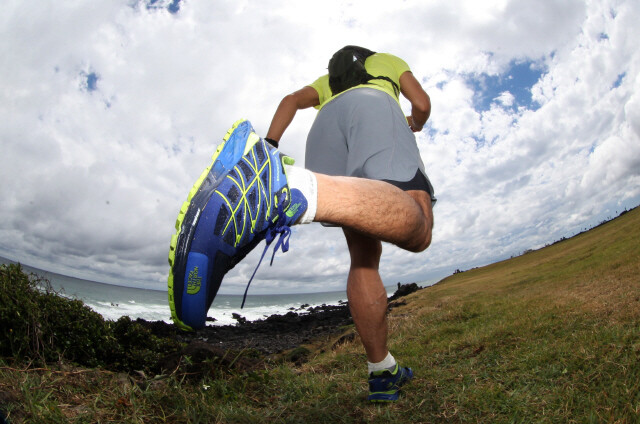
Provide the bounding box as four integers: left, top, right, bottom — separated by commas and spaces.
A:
370, 75, 400, 97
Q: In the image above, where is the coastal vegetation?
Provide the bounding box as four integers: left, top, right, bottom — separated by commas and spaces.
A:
0, 264, 184, 373
1, 206, 639, 423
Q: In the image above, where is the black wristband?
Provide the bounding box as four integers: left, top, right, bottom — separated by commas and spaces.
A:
265, 137, 279, 148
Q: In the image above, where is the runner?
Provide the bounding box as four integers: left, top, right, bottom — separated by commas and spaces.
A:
169, 46, 436, 402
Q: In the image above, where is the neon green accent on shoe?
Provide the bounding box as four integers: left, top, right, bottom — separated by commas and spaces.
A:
167, 118, 305, 332
370, 363, 399, 377
167, 120, 250, 332
244, 132, 261, 156
212, 145, 282, 247
286, 202, 301, 218
222, 118, 248, 142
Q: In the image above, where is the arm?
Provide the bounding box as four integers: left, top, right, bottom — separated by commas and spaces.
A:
266, 86, 320, 143
399, 71, 431, 132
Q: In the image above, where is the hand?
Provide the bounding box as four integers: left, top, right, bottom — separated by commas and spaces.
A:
407, 116, 423, 133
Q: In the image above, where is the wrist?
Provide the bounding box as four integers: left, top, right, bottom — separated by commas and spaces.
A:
265, 137, 279, 148
411, 116, 423, 131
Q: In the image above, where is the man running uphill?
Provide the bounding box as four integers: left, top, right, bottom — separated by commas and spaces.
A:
168, 46, 435, 403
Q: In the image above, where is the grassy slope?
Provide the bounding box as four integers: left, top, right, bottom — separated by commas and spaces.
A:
2, 208, 639, 423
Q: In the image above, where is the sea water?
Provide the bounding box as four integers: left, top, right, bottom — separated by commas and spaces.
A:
1, 258, 398, 326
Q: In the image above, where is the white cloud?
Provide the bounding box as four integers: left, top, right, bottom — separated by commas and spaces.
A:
496, 91, 515, 107
1, 0, 639, 295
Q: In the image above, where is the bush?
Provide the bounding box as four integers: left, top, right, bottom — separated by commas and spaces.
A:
110, 316, 182, 372
1, 263, 39, 359
1, 263, 117, 366
0, 263, 182, 372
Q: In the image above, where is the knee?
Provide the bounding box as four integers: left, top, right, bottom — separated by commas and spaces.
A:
404, 190, 433, 252
405, 226, 432, 253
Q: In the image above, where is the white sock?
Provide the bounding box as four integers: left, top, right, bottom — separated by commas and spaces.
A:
284, 165, 317, 225
367, 352, 396, 374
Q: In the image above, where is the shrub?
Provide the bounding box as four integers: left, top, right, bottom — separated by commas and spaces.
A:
0, 263, 116, 366
0, 263, 182, 372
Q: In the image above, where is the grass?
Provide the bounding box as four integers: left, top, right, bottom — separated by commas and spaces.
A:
1, 207, 639, 423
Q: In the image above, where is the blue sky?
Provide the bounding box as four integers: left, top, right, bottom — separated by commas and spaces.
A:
465, 60, 546, 111
1, 0, 639, 294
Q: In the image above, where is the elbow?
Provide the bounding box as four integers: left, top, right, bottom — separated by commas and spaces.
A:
283, 92, 312, 110
281, 94, 298, 109
414, 93, 431, 115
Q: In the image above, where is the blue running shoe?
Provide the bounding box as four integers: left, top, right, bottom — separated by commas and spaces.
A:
168, 119, 307, 331
368, 364, 414, 403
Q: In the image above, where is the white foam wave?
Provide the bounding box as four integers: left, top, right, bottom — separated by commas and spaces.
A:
208, 304, 298, 326
84, 298, 334, 327
87, 300, 172, 323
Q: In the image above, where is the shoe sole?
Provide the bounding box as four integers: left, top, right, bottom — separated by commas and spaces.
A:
368, 394, 400, 403
168, 119, 261, 331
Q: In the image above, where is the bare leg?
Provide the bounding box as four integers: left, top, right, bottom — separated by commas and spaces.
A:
314, 173, 433, 252
343, 228, 388, 363
314, 172, 434, 364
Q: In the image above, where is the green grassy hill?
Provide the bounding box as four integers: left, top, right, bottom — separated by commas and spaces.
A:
2, 207, 639, 423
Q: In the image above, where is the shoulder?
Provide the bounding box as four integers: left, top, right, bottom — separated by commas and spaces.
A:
308, 74, 329, 94
373, 53, 410, 72
307, 74, 331, 108
310, 74, 329, 85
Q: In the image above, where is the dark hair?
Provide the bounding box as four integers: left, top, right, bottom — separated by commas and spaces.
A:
328, 45, 399, 96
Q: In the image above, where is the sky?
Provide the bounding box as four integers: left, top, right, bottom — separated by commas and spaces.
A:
1, 0, 639, 294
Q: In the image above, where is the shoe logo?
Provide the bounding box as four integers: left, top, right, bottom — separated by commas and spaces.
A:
286, 202, 301, 218
187, 266, 202, 295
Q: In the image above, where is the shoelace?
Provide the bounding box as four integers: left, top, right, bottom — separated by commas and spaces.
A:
241, 198, 292, 308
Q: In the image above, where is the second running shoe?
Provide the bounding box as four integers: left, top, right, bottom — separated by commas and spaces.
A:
168, 119, 307, 331
368, 364, 414, 402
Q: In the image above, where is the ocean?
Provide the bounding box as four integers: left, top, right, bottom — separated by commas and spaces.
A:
1, 258, 399, 326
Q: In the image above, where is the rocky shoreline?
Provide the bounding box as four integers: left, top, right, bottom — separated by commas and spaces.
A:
139, 303, 353, 356
136, 283, 422, 370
